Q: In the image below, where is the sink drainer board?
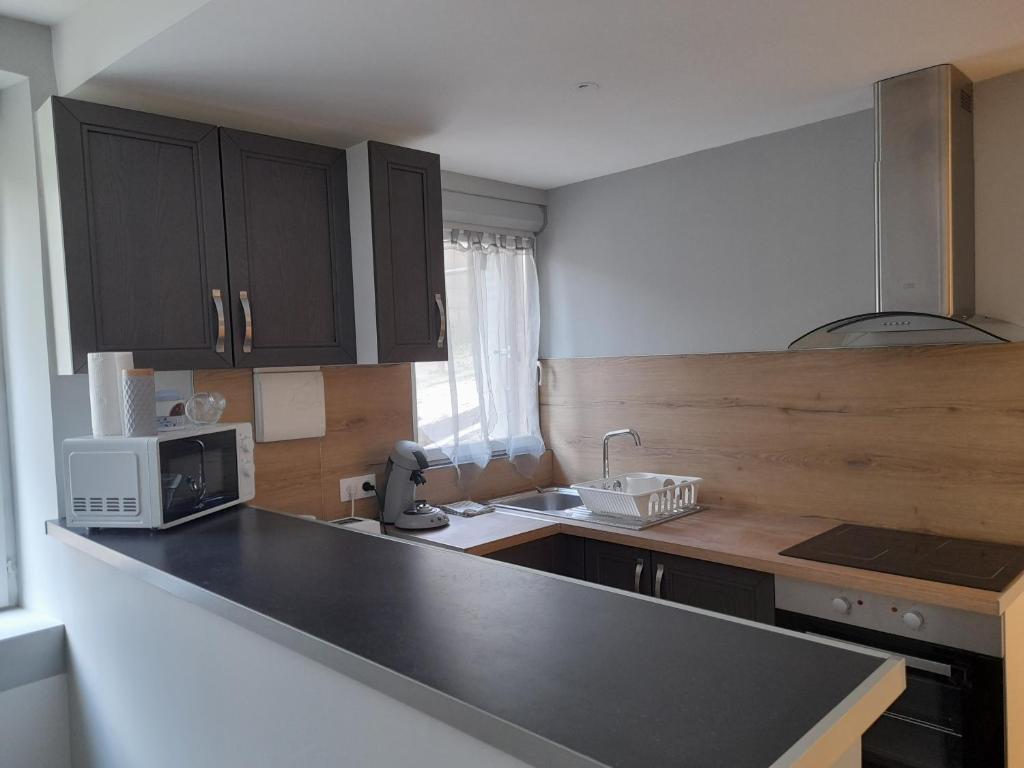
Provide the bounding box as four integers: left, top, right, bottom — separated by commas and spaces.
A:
571, 474, 702, 522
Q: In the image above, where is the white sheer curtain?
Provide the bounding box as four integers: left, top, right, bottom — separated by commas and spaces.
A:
416, 229, 544, 477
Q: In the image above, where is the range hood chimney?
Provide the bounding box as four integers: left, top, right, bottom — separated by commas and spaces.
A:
790, 64, 1021, 350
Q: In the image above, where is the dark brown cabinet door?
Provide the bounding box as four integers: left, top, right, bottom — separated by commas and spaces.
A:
220, 129, 355, 367
368, 141, 446, 362
486, 534, 586, 579
652, 551, 775, 623
584, 540, 652, 595
50, 98, 232, 371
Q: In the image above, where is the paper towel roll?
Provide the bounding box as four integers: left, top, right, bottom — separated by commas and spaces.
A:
88, 351, 134, 437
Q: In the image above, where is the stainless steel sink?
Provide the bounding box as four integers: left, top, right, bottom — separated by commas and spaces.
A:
490, 487, 700, 530
493, 487, 584, 514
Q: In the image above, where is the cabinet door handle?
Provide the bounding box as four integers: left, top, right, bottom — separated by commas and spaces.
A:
212, 289, 225, 353
434, 293, 446, 349
654, 563, 665, 599
633, 558, 645, 593
240, 290, 253, 354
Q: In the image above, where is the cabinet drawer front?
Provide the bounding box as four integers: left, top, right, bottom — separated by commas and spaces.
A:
51, 98, 232, 371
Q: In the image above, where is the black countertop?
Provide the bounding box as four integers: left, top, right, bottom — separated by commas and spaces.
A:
48, 507, 901, 768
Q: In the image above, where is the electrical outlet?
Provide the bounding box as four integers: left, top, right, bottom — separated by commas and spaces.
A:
340, 474, 376, 502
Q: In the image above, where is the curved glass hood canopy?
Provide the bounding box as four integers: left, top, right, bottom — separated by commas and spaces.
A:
789, 312, 1017, 350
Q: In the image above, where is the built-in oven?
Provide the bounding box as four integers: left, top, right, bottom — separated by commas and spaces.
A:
775, 577, 1005, 768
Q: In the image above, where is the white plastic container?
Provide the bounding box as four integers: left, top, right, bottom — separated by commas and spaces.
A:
572, 474, 701, 521
120, 368, 157, 437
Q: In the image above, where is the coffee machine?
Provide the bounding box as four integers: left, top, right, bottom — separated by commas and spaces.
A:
378, 440, 449, 530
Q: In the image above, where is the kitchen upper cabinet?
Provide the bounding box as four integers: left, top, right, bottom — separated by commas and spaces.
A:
40, 97, 232, 373
219, 128, 355, 367
347, 141, 447, 364
651, 551, 775, 623
41, 96, 448, 371
584, 539, 653, 595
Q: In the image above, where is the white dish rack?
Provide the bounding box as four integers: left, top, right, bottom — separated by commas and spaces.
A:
571, 473, 702, 522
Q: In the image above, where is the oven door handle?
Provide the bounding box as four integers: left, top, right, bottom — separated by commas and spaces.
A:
803, 632, 953, 678
880, 711, 962, 738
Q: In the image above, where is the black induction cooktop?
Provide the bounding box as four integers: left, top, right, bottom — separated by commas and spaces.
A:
780, 524, 1024, 591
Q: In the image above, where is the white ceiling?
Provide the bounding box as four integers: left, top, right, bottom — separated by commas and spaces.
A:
63, 0, 1024, 189
0, 0, 84, 25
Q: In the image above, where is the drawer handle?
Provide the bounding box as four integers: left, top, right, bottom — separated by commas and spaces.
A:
654, 563, 665, 598
435, 293, 446, 349
633, 558, 644, 593
240, 290, 253, 354
212, 289, 225, 353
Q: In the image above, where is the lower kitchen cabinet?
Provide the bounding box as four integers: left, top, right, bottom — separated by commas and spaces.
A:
651, 551, 775, 624
489, 536, 775, 623
584, 539, 653, 595
486, 534, 585, 579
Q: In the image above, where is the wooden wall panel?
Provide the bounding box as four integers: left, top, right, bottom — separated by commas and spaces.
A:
194, 364, 549, 520
541, 344, 1024, 544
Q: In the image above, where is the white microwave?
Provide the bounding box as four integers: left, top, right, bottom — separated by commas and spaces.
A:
63, 422, 255, 529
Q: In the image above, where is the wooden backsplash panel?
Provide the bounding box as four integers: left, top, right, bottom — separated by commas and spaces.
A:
541, 344, 1024, 544
194, 364, 551, 519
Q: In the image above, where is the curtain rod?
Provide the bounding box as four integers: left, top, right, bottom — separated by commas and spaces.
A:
443, 221, 537, 238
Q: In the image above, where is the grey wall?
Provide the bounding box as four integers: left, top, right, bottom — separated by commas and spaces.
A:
975, 69, 1024, 327
0, 16, 72, 768
0, 16, 57, 108
538, 110, 875, 358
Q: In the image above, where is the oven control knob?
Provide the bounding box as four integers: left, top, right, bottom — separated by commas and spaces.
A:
831, 597, 852, 615
901, 610, 924, 630
241, 436, 254, 453
241, 462, 254, 479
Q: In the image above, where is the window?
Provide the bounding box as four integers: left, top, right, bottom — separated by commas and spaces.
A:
414, 230, 543, 468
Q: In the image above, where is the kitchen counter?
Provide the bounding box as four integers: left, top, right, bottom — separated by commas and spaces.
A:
392, 506, 1024, 615
48, 507, 902, 768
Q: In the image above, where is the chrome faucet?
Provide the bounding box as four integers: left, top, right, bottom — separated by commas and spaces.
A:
603, 428, 641, 478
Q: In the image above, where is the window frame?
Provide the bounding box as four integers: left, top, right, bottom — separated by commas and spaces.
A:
0, 334, 15, 608
412, 223, 539, 467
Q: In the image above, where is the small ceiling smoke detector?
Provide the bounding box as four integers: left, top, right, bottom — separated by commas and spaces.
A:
574, 81, 599, 92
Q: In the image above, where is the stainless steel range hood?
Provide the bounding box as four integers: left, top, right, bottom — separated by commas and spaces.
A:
790, 64, 1022, 350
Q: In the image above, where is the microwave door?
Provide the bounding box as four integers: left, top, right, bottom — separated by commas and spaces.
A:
160, 431, 239, 524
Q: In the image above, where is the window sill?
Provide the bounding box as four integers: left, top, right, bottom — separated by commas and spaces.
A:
425, 449, 510, 469
0, 609, 65, 692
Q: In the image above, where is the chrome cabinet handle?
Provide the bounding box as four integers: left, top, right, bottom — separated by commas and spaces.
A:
240, 290, 253, 354
633, 558, 644, 593
212, 289, 225, 353
435, 293, 446, 349
654, 563, 665, 599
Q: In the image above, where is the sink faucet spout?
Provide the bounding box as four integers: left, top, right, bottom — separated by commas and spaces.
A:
602, 428, 642, 478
